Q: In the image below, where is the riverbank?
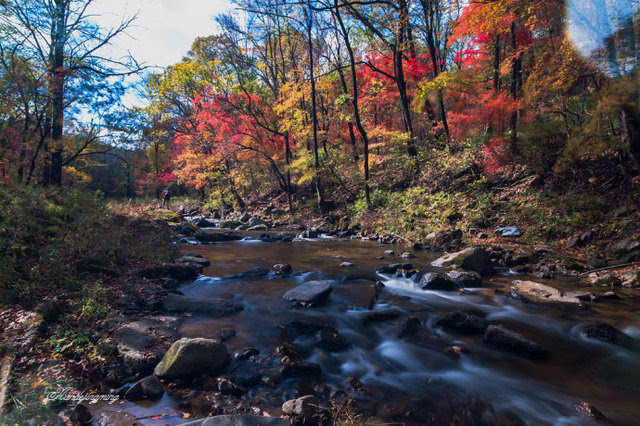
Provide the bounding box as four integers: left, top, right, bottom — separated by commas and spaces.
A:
1, 183, 639, 425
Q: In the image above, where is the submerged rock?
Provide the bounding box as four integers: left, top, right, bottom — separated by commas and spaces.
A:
163, 294, 243, 317
224, 267, 270, 280
281, 359, 322, 379
483, 325, 548, 360
319, 327, 348, 351
283, 281, 333, 305
436, 310, 488, 334
580, 323, 634, 347
154, 338, 228, 380
195, 231, 242, 243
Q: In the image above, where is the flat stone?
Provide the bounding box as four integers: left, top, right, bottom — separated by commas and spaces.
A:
181, 415, 290, 426
283, 281, 333, 304
509, 280, 586, 308
163, 294, 243, 316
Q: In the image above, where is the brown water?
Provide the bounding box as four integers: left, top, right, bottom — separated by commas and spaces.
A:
100, 230, 640, 425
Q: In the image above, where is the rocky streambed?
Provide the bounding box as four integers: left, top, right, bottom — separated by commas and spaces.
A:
96, 225, 640, 425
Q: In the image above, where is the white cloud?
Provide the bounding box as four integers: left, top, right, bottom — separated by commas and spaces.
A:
89, 0, 232, 69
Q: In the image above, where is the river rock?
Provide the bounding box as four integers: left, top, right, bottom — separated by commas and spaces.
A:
163, 294, 243, 317
247, 224, 269, 231
216, 328, 236, 342
432, 248, 494, 276
177, 256, 211, 267
247, 217, 267, 227
398, 316, 422, 338
376, 263, 414, 275
575, 402, 612, 424
483, 325, 548, 359
181, 415, 290, 426
446, 270, 482, 287
217, 377, 245, 397
621, 270, 640, 288
124, 375, 164, 401
224, 267, 270, 280
319, 327, 348, 351
300, 229, 318, 239
194, 218, 216, 228
272, 264, 293, 275
418, 272, 461, 291
281, 359, 322, 379
424, 229, 463, 250
282, 395, 321, 423
509, 280, 587, 308
154, 338, 228, 380
580, 323, 634, 347
136, 264, 201, 281
195, 231, 242, 243
274, 232, 296, 242
340, 262, 356, 267
401, 252, 415, 259
283, 281, 333, 305
436, 310, 488, 334
280, 319, 327, 340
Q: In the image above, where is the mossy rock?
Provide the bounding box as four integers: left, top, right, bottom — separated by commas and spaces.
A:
219, 220, 242, 229
148, 209, 181, 222
154, 338, 228, 380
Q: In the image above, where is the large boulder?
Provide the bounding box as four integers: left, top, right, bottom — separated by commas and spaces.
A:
163, 294, 243, 317
418, 272, 461, 291
509, 280, 588, 309
181, 415, 289, 426
484, 325, 548, 359
431, 248, 493, 276
283, 281, 333, 305
154, 338, 228, 380
124, 375, 164, 401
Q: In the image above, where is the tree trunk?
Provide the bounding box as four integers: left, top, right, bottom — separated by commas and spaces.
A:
396, 0, 417, 157
621, 105, 640, 169
509, 21, 521, 155
335, 0, 370, 205
306, 3, 324, 212
49, 0, 67, 186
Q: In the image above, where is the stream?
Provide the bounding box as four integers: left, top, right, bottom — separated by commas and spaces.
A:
97, 229, 640, 425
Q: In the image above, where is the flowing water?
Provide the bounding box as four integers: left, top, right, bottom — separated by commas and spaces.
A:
99, 230, 640, 425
